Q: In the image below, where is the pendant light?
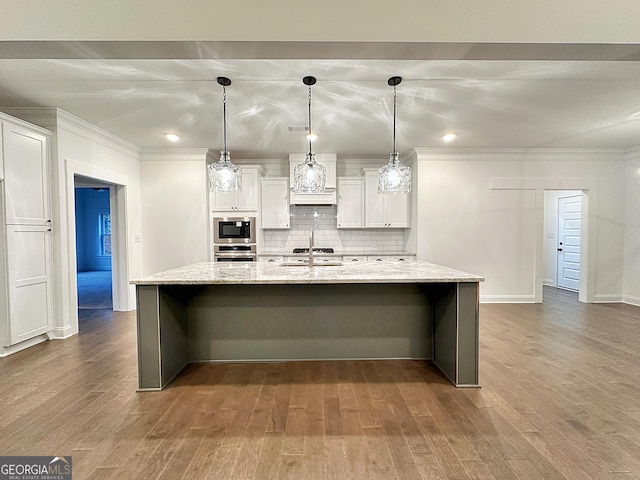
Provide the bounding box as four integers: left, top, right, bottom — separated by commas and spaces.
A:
293, 76, 326, 193
378, 76, 411, 194
208, 76, 241, 193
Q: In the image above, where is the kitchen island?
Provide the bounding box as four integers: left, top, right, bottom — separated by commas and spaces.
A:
132, 261, 484, 390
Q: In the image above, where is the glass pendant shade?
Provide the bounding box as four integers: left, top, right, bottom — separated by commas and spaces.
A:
208, 150, 241, 193
294, 152, 326, 193
378, 153, 411, 193
293, 76, 326, 194
209, 76, 241, 193
378, 76, 411, 194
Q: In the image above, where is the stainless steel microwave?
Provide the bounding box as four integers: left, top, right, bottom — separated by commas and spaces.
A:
213, 216, 256, 244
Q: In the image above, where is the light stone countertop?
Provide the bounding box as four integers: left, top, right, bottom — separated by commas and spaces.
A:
131, 261, 484, 285
259, 250, 415, 257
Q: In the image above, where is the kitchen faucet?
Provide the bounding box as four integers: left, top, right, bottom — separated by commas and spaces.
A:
309, 229, 314, 267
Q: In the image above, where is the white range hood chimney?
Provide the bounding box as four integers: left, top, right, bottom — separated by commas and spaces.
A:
289, 153, 337, 205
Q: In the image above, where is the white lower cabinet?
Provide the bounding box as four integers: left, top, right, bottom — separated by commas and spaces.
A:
259, 256, 284, 263
284, 256, 342, 264
367, 255, 415, 262
2, 224, 53, 346
342, 255, 368, 262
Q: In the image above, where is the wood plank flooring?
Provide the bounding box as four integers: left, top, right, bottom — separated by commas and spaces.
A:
1, 287, 639, 479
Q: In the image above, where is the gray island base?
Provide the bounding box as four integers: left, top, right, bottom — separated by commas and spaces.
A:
132, 261, 484, 390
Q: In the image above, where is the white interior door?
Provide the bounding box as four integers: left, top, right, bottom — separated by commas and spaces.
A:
556, 195, 582, 291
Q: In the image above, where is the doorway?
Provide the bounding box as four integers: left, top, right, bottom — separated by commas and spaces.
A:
74, 177, 113, 310
543, 190, 583, 299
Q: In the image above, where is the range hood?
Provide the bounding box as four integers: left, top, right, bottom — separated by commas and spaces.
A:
289, 153, 337, 205
290, 191, 337, 206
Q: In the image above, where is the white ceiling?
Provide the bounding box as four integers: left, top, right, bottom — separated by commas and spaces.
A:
1, 56, 640, 158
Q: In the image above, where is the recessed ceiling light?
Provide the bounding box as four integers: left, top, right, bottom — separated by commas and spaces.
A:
306, 132, 318, 142
442, 133, 457, 142
165, 133, 180, 142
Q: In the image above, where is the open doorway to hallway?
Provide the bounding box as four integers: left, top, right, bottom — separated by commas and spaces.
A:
543, 190, 583, 301
74, 177, 113, 310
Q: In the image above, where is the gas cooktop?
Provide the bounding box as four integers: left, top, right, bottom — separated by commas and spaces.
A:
292, 247, 335, 254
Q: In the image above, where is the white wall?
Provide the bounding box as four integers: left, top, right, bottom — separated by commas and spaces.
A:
54, 112, 143, 337
413, 149, 626, 303
140, 149, 209, 275
624, 149, 640, 306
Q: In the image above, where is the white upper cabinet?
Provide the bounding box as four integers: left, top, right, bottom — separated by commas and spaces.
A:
363, 169, 410, 228
210, 166, 263, 212
337, 177, 364, 228
2, 119, 50, 225
261, 178, 290, 229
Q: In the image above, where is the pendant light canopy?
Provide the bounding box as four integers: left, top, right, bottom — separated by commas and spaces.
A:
378, 76, 411, 194
293, 76, 327, 194
208, 76, 241, 193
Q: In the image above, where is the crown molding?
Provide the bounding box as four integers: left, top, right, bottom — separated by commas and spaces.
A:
0, 107, 57, 131
413, 147, 627, 162
55, 109, 141, 158
1, 107, 142, 158
140, 148, 209, 162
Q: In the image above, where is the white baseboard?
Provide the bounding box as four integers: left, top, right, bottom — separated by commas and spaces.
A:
53, 325, 77, 339
542, 279, 555, 287
0, 334, 50, 357
593, 294, 624, 303
480, 295, 536, 304
622, 295, 640, 307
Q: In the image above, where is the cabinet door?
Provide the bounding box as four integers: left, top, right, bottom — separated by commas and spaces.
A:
364, 171, 386, 228
261, 178, 290, 229
236, 168, 259, 211
343, 256, 367, 262
211, 189, 237, 211
386, 192, 410, 227
211, 168, 259, 211
5, 225, 53, 346
2, 121, 50, 225
337, 178, 364, 228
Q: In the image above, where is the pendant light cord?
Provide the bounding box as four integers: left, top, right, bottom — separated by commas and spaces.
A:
222, 86, 227, 155
307, 85, 312, 156
392, 84, 397, 158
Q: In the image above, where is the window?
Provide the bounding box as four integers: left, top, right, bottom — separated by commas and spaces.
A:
99, 212, 111, 256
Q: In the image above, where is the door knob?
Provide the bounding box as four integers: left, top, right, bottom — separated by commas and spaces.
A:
557, 248, 563, 252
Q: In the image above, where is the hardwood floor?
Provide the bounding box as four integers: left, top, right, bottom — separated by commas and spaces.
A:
1, 288, 639, 479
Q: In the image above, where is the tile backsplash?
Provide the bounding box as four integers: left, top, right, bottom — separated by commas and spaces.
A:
262, 206, 407, 253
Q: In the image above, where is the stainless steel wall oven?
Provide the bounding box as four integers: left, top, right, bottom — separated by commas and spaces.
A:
213, 216, 257, 262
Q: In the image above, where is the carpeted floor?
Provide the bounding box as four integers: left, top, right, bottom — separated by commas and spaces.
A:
77, 270, 113, 309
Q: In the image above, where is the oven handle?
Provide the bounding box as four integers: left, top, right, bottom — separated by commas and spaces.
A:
213, 253, 257, 258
